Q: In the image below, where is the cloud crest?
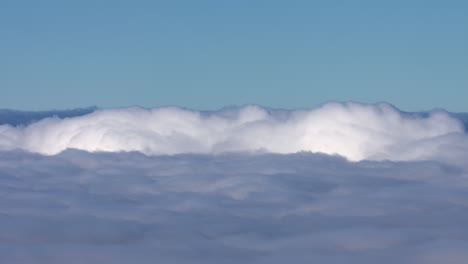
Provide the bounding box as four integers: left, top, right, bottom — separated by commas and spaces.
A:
0, 102, 466, 161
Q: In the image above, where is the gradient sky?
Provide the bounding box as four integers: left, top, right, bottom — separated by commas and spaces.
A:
1, 0, 467, 111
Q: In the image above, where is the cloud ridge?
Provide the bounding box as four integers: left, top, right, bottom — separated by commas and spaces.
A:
0, 102, 466, 161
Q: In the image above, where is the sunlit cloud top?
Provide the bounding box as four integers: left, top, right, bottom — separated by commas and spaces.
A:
1, 102, 466, 162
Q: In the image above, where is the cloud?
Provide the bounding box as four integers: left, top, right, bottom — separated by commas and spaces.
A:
1, 102, 468, 263
0, 102, 466, 161
0, 107, 97, 126
0, 150, 468, 263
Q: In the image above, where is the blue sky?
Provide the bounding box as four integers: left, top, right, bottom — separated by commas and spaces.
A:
1, 0, 467, 111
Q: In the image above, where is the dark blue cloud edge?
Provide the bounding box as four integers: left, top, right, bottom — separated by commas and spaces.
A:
1, 104, 468, 129
0, 106, 98, 126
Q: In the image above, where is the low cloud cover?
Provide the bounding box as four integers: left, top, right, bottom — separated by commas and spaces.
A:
0, 102, 466, 161
1, 102, 468, 263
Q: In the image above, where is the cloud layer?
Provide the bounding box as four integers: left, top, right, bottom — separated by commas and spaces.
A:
0, 102, 466, 161
1, 102, 468, 263
1, 150, 468, 263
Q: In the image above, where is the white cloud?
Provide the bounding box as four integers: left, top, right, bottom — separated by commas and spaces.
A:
1, 102, 468, 263
0, 102, 465, 161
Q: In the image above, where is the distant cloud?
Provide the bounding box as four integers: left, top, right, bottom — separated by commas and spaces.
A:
0, 107, 97, 126
0, 102, 465, 161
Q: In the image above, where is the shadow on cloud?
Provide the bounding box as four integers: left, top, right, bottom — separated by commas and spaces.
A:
1, 150, 468, 263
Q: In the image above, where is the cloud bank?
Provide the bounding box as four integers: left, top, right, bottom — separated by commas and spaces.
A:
1, 150, 468, 263
2, 102, 468, 263
0, 102, 466, 161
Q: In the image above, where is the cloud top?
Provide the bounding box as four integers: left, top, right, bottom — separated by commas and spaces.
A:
0, 102, 466, 161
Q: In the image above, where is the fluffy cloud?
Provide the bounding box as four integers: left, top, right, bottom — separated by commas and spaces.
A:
1, 102, 468, 263
0, 102, 466, 161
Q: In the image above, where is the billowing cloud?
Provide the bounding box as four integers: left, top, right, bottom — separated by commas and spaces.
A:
0, 102, 466, 161
1, 102, 468, 263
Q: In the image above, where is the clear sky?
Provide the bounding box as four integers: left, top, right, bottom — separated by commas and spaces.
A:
1, 0, 467, 111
